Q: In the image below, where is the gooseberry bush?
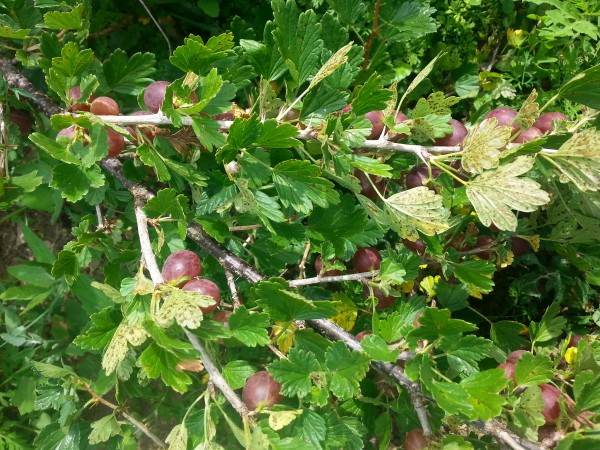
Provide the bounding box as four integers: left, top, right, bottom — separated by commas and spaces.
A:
1, 1, 600, 449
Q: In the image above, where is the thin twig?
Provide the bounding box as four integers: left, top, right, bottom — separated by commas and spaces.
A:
95, 205, 104, 229
182, 328, 251, 421
289, 270, 378, 287
134, 202, 163, 284
76, 379, 166, 448
362, 0, 382, 70
471, 420, 542, 450
224, 270, 241, 309
298, 240, 311, 279
137, 0, 172, 56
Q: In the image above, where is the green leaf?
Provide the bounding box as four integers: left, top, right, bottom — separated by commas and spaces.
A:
269, 347, 320, 397
325, 341, 370, 399
461, 118, 512, 174
103, 49, 156, 95
7, 265, 54, 288
466, 156, 550, 231
191, 115, 226, 152
384, 186, 451, 239
573, 370, 600, 414
228, 306, 270, 347
73, 307, 121, 350
541, 129, 600, 192
240, 27, 286, 81
144, 188, 189, 239
34, 423, 80, 450
514, 353, 554, 387
136, 144, 171, 182
436, 281, 469, 311
376, 296, 426, 343
559, 63, 600, 109
45, 42, 95, 101
529, 302, 567, 345
170, 33, 235, 74
350, 73, 393, 116
490, 321, 529, 352
256, 119, 300, 148
43, 4, 85, 30
254, 280, 338, 321
326, 0, 367, 25
22, 224, 55, 264
293, 409, 326, 449
453, 259, 495, 293
301, 84, 348, 119
50, 163, 105, 203
440, 335, 493, 375
31, 362, 74, 379
29, 132, 82, 165
88, 414, 121, 445
360, 334, 400, 362
406, 307, 477, 348
272, 0, 323, 84
139, 343, 193, 393
461, 369, 508, 421
51, 250, 79, 284
0, 25, 30, 39
378, 1, 437, 43
222, 361, 256, 390
273, 160, 340, 214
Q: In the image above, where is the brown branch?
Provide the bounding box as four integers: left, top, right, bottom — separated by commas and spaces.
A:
362, 0, 382, 70
0, 58, 63, 117
76, 379, 166, 448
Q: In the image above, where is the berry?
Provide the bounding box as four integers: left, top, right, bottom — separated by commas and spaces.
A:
534, 112, 568, 134
365, 110, 385, 140
352, 247, 382, 272
161, 250, 202, 286
182, 278, 221, 313
212, 310, 232, 327
506, 350, 527, 364
106, 128, 125, 157
540, 384, 561, 424
68, 86, 97, 112
404, 429, 429, 450
497, 362, 517, 385
242, 371, 283, 411
314, 255, 344, 276
144, 80, 171, 113
475, 235, 495, 260
90, 96, 120, 116
9, 109, 33, 135
403, 239, 426, 255
510, 237, 531, 257
434, 119, 468, 146
128, 110, 156, 142
513, 127, 542, 144
484, 107, 519, 133
363, 286, 395, 310
355, 330, 373, 341
354, 169, 386, 201
406, 164, 442, 190
388, 111, 409, 142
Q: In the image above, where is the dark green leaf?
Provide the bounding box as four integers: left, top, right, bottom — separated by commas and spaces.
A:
269, 347, 320, 397
103, 50, 156, 95
325, 341, 370, 399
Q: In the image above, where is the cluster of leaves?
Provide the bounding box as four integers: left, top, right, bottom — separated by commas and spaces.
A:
1, 1, 600, 449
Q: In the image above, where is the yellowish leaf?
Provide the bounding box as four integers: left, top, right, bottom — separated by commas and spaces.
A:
462, 118, 512, 174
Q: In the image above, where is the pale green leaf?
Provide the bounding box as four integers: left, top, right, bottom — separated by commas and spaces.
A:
461, 118, 512, 174
466, 156, 550, 231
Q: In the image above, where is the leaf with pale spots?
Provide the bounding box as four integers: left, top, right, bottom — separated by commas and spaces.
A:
384, 187, 450, 239
156, 288, 212, 329
514, 89, 539, 129
541, 129, 600, 191
466, 156, 550, 231
268, 410, 302, 430
461, 118, 512, 174
102, 322, 147, 375
165, 424, 188, 450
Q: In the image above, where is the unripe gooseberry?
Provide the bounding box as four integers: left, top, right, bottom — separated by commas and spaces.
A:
355, 330, 373, 341
497, 362, 517, 385
363, 286, 395, 310
513, 127, 542, 144
387, 111, 409, 142
365, 110, 385, 140
314, 255, 344, 276
405, 164, 442, 190
242, 371, 284, 411
354, 169, 386, 201
540, 384, 561, 424
506, 350, 527, 364
485, 107, 519, 134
